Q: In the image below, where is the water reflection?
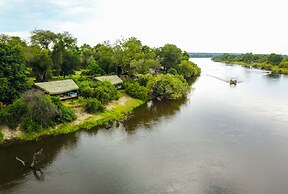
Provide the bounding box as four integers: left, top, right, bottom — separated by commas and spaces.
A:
123, 99, 187, 132
0, 132, 79, 189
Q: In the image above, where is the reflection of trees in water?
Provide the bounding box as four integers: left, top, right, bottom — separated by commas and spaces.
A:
123, 98, 187, 132
122, 77, 198, 133
0, 132, 79, 188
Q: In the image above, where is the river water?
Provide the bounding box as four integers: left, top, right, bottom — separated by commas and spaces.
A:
1, 58, 288, 193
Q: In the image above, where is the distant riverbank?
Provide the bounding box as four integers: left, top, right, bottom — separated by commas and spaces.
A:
215, 60, 288, 75
212, 53, 288, 75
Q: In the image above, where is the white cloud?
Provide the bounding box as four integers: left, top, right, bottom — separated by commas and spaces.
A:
2, 0, 288, 54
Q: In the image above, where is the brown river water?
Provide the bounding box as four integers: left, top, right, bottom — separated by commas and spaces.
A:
1, 58, 288, 193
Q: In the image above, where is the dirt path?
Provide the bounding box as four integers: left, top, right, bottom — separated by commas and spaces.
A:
0, 124, 22, 140
106, 95, 132, 110
70, 95, 132, 125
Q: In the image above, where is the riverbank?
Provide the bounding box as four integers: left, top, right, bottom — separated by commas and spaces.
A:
0, 96, 144, 146
212, 60, 288, 75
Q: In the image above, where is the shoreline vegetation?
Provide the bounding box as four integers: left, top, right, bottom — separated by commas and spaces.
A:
212, 53, 288, 75
1, 95, 143, 145
0, 30, 200, 146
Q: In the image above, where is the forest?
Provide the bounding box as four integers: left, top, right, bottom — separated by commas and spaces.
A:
0, 30, 200, 143
212, 53, 288, 74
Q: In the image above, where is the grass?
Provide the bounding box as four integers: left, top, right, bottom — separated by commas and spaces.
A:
0, 130, 3, 144
20, 98, 144, 141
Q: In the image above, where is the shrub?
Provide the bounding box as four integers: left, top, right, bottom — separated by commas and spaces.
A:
84, 98, 105, 113
0, 98, 26, 129
148, 74, 190, 99
124, 81, 150, 100
51, 97, 77, 122
93, 81, 119, 103
177, 60, 201, 78
167, 68, 178, 75
137, 74, 153, 87
78, 80, 119, 104
21, 90, 59, 131
265, 64, 273, 70
0, 89, 77, 132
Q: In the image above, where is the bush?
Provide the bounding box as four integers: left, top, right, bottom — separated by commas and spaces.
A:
148, 74, 190, 99
265, 64, 273, 70
137, 74, 153, 87
84, 98, 105, 113
167, 68, 178, 75
78, 80, 119, 104
51, 97, 77, 122
0, 89, 77, 132
0, 98, 26, 129
177, 60, 201, 78
124, 80, 150, 100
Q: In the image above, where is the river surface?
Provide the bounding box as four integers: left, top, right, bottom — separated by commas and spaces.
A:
1, 58, 288, 194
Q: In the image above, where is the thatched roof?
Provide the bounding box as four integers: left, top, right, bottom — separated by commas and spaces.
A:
34, 79, 79, 95
94, 75, 123, 85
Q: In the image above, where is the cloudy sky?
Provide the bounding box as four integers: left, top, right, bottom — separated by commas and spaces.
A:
0, 0, 287, 54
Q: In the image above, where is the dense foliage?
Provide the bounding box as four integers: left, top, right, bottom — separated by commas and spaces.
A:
84, 98, 105, 113
212, 53, 288, 74
123, 80, 150, 100
78, 80, 119, 104
0, 43, 29, 104
0, 90, 76, 132
148, 74, 190, 99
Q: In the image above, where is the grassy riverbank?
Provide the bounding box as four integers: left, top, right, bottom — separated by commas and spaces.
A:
1, 97, 144, 144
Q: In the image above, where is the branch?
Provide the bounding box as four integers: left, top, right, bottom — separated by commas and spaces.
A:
16, 157, 26, 167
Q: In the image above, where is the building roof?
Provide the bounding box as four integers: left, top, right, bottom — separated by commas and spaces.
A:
34, 79, 79, 95
94, 75, 123, 85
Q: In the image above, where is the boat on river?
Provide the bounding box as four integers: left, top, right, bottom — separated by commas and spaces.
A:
230, 76, 237, 85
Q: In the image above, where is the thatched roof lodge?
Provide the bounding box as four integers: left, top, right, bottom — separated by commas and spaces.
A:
34, 79, 79, 100
94, 75, 123, 87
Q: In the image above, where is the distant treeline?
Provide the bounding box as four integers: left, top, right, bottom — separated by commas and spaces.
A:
212, 53, 288, 74
189, 52, 241, 58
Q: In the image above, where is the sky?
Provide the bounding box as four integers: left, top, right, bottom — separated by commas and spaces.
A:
0, 0, 287, 54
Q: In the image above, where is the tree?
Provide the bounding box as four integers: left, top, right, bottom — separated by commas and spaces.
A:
79, 44, 94, 68
148, 74, 189, 99
159, 44, 183, 70
51, 32, 78, 76
30, 29, 57, 50
84, 60, 104, 76
94, 43, 115, 74
177, 60, 201, 78
267, 53, 283, 66
31, 49, 53, 82
60, 50, 80, 78
130, 59, 161, 74
0, 43, 29, 104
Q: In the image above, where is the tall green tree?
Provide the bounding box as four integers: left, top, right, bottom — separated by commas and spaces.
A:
0, 43, 29, 104
60, 50, 80, 78
94, 43, 115, 74
51, 32, 78, 76
30, 29, 57, 50
31, 49, 53, 82
177, 60, 201, 78
159, 44, 183, 70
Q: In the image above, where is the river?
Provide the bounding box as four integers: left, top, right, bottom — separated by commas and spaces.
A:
1, 58, 288, 193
